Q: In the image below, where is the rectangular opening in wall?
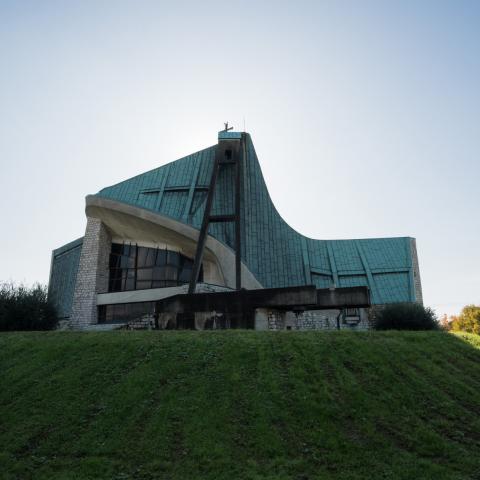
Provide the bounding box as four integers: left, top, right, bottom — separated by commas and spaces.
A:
344, 308, 361, 326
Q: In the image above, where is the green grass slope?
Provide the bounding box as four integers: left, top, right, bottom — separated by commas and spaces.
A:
1, 331, 480, 480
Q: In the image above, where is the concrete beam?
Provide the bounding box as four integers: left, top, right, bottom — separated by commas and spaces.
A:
156, 285, 370, 314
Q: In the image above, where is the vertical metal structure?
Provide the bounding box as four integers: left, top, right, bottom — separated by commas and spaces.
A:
188, 132, 243, 294
235, 135, 244, 290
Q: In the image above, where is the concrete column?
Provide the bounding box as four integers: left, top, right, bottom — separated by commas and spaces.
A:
254, 308, 269, 330
70, 217, 111, 328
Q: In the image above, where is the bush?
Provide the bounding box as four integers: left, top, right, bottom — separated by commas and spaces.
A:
373, 303, 438, 331
0, 282, 58, 331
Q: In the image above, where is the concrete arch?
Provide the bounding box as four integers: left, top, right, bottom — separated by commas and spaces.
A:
85, 195, 263, 291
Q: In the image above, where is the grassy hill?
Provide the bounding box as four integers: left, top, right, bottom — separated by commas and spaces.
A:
1, 331, 480, 480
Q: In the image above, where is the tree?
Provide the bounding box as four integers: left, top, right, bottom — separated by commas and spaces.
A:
0, 282, 58, 331
450, 305, 480, 335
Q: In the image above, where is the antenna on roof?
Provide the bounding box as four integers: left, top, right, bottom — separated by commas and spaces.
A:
223, 122, 233, 132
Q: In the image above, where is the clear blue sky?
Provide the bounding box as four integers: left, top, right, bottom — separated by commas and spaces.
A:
0, 0, 479, 316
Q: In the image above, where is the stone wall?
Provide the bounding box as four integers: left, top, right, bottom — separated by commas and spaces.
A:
267, 310, 284, 330
70, 217, 111, 329
125, 314, 154, 330
293, 310, 338, 330
262, 308, 371, 331
410, 238, 423, 304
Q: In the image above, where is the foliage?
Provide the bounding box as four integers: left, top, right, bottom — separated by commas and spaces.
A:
449, 305, 480, 334
0, 282, 58, 331
0, 331, 480, 479
373, 302, 438, 330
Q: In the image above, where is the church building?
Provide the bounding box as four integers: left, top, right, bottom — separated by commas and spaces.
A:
48, 129, 422, 330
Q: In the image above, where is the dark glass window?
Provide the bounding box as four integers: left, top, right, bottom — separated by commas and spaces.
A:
137, 247, 148, 268
178, 265, 192, 283
111, 243, 123, 255
109, 254, 121, 269
125, 270, 135, 291
156, 249, 166, 266
98, 301, 155, 324
108, 243, 202, 292
167, 250, 179, 267
136, 268, 152, 282
120, 254, 134, 269
136, 280, 152, 290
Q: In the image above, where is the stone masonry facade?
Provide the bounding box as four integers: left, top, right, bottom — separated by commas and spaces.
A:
70, 217, 111, 329
410, 238, 423, 304
266, 308, 371, 331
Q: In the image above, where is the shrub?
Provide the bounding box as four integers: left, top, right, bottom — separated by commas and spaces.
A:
0, 282, 58, 331
373, 303, 438, 331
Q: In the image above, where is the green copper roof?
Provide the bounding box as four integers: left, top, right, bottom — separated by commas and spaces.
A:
96, 134, 417, 305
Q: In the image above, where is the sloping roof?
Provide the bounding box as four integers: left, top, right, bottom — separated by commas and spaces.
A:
96, 133, 417, 305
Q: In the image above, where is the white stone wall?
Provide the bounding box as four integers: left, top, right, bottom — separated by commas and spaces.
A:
291, 310, 338, 330
261, 308, 371, 331
267, 310, 284, 330
70, 217, 111, 328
